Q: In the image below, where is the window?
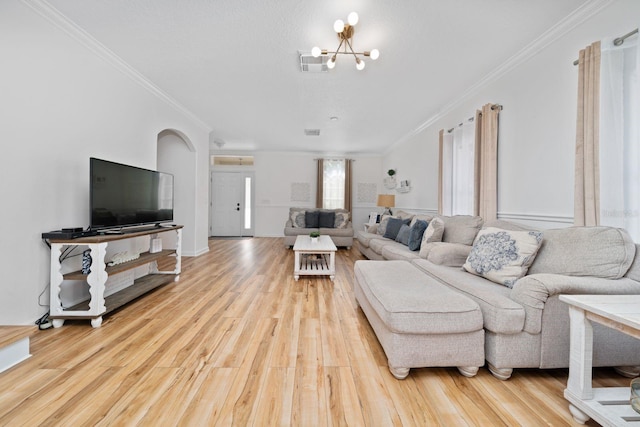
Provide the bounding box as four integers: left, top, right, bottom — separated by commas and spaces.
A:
322, 159, 345, 209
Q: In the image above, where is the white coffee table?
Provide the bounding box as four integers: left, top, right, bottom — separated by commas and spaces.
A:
293, 235, 337, 281
560, 294, 640, 426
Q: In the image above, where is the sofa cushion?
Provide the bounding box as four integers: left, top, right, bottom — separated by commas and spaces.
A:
291, 210, 306, 228
394, 210, 415, 221
528, 226, 636, 279
395, 224, 411, 245
410, 214, 433, 227
412, 259, 526, 334
419, 217, 444, 258
437, 215, 483, 245
463, 228, 544, 288
354, 260, 483, 335
381, 243, 421, 261
318, 211, 335, 228
426, 242, 473, 267
384, 217, 410, 240
408, 220, 428, 251
356, 230, 385, 248
370, 237, 396, 254
305, 210, 319, 228
334, 212, 349, 229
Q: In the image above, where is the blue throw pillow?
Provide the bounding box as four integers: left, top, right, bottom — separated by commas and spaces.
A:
395, 224, 411, 245
305, 210, 319, 228
408, 220, 429, 251
383, 217, 410, 240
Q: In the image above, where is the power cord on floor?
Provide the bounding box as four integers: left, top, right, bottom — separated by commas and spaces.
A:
36, 312, 52, 330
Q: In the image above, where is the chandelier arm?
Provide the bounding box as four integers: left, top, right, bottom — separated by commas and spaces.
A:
344, 37, 360, 62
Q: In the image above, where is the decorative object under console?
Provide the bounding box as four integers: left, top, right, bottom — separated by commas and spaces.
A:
48, 225, 182, 328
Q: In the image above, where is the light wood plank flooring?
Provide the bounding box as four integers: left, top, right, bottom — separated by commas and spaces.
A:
0, 238, 629, 426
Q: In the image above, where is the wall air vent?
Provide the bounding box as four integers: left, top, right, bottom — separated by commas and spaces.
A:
304, 129, 321, 136
299, 52, 328, 73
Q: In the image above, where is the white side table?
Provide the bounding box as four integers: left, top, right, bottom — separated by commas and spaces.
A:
560, 294, 640, 425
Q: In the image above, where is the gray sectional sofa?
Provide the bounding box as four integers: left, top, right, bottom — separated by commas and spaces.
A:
354, 212, 640, 380
284, 207, 354, 248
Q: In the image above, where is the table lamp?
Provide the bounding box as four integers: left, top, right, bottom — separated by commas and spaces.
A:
377, 194, 395, 216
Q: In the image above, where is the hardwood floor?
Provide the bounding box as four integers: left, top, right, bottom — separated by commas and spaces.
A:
0, 238, 628, 426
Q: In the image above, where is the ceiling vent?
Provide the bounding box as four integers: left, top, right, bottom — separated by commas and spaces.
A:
304, 129, 321, 136
299, 52, 328, 73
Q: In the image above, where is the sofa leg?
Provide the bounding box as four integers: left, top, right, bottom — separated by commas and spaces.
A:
614, 366, 640, 378
389, 366, 410, 380
488, 364, 513, 380
457, 366, 479, 378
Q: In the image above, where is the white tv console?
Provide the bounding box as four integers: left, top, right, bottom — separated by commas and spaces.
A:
48, 225, 182, 328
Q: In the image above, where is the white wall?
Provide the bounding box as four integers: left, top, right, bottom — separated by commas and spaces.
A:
211, 152, 382, 237
0, 1, 209, 324
384, 0, 640, 229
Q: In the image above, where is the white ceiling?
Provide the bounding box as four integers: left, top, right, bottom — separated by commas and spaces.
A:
46, 0, 589, 154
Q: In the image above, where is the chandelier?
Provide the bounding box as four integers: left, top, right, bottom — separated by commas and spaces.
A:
311, 12, 379, 71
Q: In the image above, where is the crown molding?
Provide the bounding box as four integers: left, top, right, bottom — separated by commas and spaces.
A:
21, 0, 212, 133
385, 0, 615, 155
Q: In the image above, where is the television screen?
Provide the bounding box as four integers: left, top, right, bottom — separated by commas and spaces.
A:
90, 158, 174, 230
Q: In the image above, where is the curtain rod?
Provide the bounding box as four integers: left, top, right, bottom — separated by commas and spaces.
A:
446, 104, 503, 133
573, 28, 638, 65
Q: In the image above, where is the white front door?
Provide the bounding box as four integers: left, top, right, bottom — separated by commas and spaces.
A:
210, 171, 254, 237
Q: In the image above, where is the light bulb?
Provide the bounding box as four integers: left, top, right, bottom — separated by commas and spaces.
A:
348, 12, 359, 26
311, 46, 321, 58
356, 58, 365, 70
327, 57, 336, 69
369, 49, 379, 60
333, 19, 345, 33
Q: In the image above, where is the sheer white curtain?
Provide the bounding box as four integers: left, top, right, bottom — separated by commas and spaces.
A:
441, 120, 476, 215
599, 32, 640, 240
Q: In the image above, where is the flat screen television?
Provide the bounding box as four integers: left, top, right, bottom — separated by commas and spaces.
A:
90, 157, 174, 230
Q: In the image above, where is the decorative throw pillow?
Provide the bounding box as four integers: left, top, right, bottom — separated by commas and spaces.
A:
291, 210, 305, 228
318, 211, 335, 228
334, 212, 349, 229
305, 210, 319, 228
377, 215, 394, 236
463, 227, 544, 288
395, 224, 411, 246
421, 217, 444, 245
408, 220, 428, 251
383, 217, 410, 240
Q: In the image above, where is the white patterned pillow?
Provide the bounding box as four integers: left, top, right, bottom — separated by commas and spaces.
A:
291, 210, 306, 228
334, 212, 349, 229
463, 227, 544, 288
418, 217, 444, 258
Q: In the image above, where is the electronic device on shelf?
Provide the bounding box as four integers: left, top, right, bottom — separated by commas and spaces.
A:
42, 229, 98, 240
90, 157, 174, 232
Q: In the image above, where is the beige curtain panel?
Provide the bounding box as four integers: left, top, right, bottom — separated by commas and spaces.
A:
475, 103, 500, 221
344, 159, 353, 213
316, 158, 324, 208
574, 41, 601, 226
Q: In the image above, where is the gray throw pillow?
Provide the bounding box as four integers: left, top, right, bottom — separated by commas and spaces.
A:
384, 217, 410, 240
305, 210, 319, 228
408, 220, 428, 251
395, 224, 411, 246
319, 211, 335, 228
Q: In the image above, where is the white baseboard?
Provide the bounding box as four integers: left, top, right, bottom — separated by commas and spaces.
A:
0, 337, 31, 374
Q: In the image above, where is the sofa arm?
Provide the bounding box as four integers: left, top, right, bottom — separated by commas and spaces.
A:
421, 242, 472, 267
511, 273, 640, 333
285, 219, 293, 228
366, 223, 379, 234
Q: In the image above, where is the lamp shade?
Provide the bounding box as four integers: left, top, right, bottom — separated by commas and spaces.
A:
377, 194, 395, 208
